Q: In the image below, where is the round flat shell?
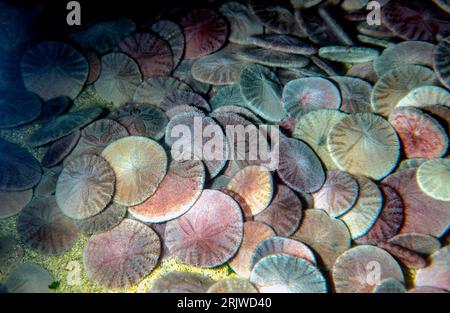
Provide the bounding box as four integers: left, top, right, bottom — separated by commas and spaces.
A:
41, 130, 80, 168
228, 221, 275, 278
102, 136, 167, 206
417, 159, 450, 201
219, 2, 263, 45
254, 184, 303, 237
355, 185, 404, 245
388, 233, 441, 256
331, 76, 373, 113
250, 255, 327, 293
227, 165, 274, 216
18, 196, 80, 255
192, 51, 247, 85
239, 64, 286, 123
293, 109, 347, 170
0, 139, 41, 191
129, 160, 205, 223
332, 245, 404, 293
292, 209, 351, 271
371, 65, 437, 117
375, 41, 435, 77
339, 176, 383, 239
117, 32, 173, 79
94, 52, 142, 107
21, 41, 88, 101
149, 20, 185, 69
382, 168, 450, 237
327, 113, 400, 180
434, 37, 450, 89
56, 154, 115, 219
180, 9, 228, 60
83, 219, 160, 290
276, 137, 325, 193
252, 237, 316, 267
313, 170, 359, 218
238, 46, 310, 68
414, 246, 450, 291
0, 189, 33, 219
248, 34, 317, 55
389, 107, 448, 159
397, 86, 450, 108
5, 263, 53, 293
165, 189, 244, 268
282, 77, 341, 120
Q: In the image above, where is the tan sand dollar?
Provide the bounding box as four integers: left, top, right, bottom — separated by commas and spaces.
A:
327, 113, 400, 180
101, 136, 167, 206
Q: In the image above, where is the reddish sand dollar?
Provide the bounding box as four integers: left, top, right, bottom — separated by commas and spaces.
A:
180, 9, 228, 60
129, 160, 205, 223
389, 108, 447, 159
227, 165, 274, 216
41, 130, 80, 168
282, 77, 341, 120
228, 221, 275, 278
415, 246, 450, 291
56, 154, 115, 219
371, 65, 437, 117
252, 237, 316, 268
149, 272, 214, 293
313, 171, 359, 218
83, 219, 160, 290
293, 109, 347, 170
18, 196, 80, 255
207, 278, 258, 293
165, 190, 244, 268
250, 255, 328, 293
327, 113, 400, 180
332, 245, 404, 293
382, 168, 450, 237
377, 241, 427, 269
0, 189, 33, 219
254, 184, 303, 237
276, 137, 325, 193
117, 32, 173, 79
417, 159, 450, 202
382, 0, 449, 42
339, 176, 383, 240
355, 185, 404, 245
102, 136, 167, 206
292, 209, 351, 272
388, 233, 441, 256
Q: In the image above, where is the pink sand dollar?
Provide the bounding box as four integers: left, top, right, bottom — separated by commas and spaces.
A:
165, 189, 244, 268
83, 219, 160, 290
129, 160, 205, 223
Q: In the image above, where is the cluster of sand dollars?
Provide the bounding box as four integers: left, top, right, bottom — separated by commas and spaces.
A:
0, 0, 449, 293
